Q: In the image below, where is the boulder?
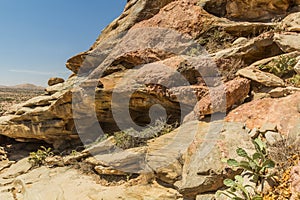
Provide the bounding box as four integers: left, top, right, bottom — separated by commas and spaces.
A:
212, 32, 282, 65
48, 77, 65, 86
81, 121, 254, 198
174, 121, 254, 198
193, 77, 250, 118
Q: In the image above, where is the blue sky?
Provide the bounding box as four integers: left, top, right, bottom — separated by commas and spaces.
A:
0, 0, 126, 86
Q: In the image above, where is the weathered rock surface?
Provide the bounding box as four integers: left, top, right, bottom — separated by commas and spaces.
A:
213, 32, 283, 65
133, 0, 219, 38
0, 78, 77, 144
193, 77, 250, 118
80, 121, 254, 198
274, 32, 300, 53
281, 12, 300, 32
202, 0, 300, 22
226, 92, 300, 136
174, 121, 254, 198
0, 163, 181, 200
237, 66, 285, 87
268, 86, 300, 98
66, 0, 175, 74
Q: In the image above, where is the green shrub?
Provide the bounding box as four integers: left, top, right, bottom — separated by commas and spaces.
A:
288, 74, 300, 87
227, 138, 275, 185
114, 119, 176, 149
28, 146, 53, 166
217, 138, 275, 199
217, 175, 262, 200
259, 56, 296, 77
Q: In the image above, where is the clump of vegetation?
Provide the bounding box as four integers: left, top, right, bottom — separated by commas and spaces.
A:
264, 138, 300, 199
197, 27, 236, 53
217, 138, 275, 199
287, 74, 300, 87
114, 119, 176, 149
28, 146, 53, 167
259, 56, 297, 78
218, 175, 263, 200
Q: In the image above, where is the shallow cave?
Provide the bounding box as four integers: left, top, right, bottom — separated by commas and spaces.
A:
202, 0, 227, 18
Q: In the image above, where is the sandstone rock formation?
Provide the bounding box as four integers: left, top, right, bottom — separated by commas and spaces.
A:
1, 0, 300, 199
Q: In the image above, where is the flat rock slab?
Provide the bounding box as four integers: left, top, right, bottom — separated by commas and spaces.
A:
175, 121, 254, 198
0, 165, 180, 200
0, 158, 32, 179
237, 67, 285, 87
274, 33, 300, 53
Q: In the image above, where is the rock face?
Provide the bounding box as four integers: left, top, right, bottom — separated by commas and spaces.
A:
0, 78, 77, 145
79, 121, 254, 198
202, 0, 300, 22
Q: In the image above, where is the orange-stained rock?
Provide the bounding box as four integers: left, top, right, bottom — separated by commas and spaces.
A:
133, 0, 218, 38
194, 77, 250, 117
226, 92, 300, 135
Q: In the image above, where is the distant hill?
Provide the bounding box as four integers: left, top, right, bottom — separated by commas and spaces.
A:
0, 84, 44, 90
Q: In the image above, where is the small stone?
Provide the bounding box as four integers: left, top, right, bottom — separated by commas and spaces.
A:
94, 165, 126, 176
233, 37, 248, 46
269, 87, 290, 98
249, 128, 260, 139
1, 158, 32, 179
45, 156, 64, 167
265, 131, 283, 145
